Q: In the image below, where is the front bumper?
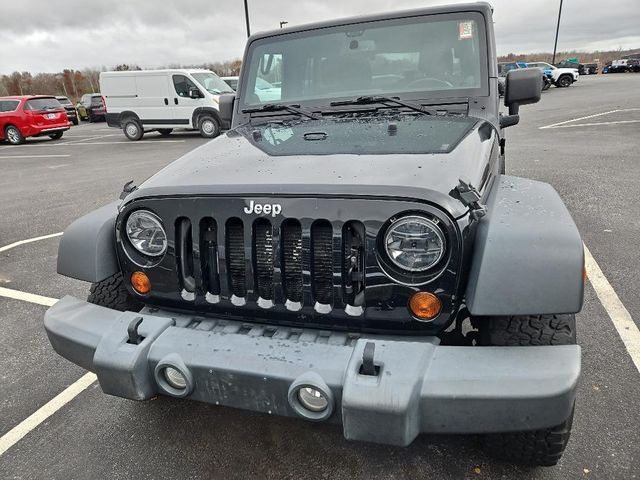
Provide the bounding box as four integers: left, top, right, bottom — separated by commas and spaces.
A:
45, 296, 581, 446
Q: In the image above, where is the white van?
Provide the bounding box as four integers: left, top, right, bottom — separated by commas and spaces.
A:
100, 69, 234, 140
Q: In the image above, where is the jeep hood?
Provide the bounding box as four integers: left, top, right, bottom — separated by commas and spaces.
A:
127, 115, 497, 217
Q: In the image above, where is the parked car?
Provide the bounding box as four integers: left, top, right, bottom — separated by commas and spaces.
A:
222, 76, 239, 91
582, 63, 598, 75
55, 96, 79, 125
100, 69, 234, 140
78, 93, 106, 122
47, 3, 583, 467
0, 95, 70, 145
527, 61, 579, 87
608, 59, 640, 73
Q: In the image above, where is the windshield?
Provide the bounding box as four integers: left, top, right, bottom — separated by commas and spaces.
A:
242, 12, 487, 107
192, 72, 234, 94
25, 98, 62, 111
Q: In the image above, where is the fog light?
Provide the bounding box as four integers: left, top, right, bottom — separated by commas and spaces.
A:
131, 271, 151, 295
164, 366, 187, 389
297, 387, 329, 412
409, 291, 442, 321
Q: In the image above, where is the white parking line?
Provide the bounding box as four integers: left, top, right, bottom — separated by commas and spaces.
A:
540, 108, 640, 129
59, 134, 119, 145
549, 120, 640, 129
0, 287, 58, 307
52, 140, 186, 145
584, 245, 640, 374
0, 232, 63, 253
0, 154, 71, 159
0, 372, 97, 456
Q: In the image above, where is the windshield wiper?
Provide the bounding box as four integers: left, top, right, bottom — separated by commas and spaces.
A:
329, 96, 438, 115
242, 103, 318, 120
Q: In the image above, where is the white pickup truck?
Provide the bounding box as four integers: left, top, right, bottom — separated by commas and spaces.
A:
527, 61, 579, 87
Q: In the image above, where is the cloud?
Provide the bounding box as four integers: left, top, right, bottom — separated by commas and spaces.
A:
1, 0, 638, 73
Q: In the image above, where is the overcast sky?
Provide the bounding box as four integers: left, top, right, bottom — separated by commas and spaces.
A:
1, 0, 639, 73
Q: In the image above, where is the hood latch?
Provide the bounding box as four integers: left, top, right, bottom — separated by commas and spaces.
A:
454, 178, 487, 221
120, 180, 138, 200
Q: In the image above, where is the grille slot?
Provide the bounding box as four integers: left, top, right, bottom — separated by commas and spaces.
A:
199, 218, 220, 298
253, 219, 274, 300
311, 220, 334, 306
343, 221, 366, 308
175, 217, 195, 296
226, 218, 246, 298
281, 220, 303, 303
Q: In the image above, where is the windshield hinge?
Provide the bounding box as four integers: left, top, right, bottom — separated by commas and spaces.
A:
455, 178, 487, 221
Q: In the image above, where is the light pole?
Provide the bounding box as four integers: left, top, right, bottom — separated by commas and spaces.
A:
280, 21, 288, 28
244, 0, 251, 37
552, 0, 563, 65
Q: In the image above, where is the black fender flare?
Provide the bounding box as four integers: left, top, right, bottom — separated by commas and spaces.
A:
118, 111, 141, 125
191, 107, 227, 130
106, 111, 140, 128
465, 175, 584, 316
57, 201, 120, 283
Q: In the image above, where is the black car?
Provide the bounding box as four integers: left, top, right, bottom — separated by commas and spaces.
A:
46, 2, 583, 467
78, 93, 105, 122
55, 96, 78, 125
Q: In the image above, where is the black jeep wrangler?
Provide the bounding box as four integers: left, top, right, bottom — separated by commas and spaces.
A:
45, 3, 583, 466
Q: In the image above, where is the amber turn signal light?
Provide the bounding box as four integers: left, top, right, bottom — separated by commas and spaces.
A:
409, 292, 442, 321
131, 271, 151, 295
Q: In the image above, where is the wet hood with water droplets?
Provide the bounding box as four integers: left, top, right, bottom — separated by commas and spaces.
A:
127, 114, 496, 218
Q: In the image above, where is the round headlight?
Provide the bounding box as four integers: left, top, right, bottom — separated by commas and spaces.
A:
126, 210, 167, 257
384, 216, 445, 272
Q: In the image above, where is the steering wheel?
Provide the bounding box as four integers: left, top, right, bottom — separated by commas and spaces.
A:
406, 77, 454, 89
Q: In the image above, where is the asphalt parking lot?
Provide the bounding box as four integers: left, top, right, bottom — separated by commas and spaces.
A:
1, 73, 639, 479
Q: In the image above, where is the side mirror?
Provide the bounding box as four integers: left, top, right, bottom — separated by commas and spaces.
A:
218, 94, 235, 128
188, 87, 202, 99
500, 68, 542, 128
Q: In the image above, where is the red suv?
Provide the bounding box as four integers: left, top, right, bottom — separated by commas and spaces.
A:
0, 96, 71, 145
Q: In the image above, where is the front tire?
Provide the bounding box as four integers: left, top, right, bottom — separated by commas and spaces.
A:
4, 125, 25, 145
198, 115, 220, 138
484, 411, 575, 466
48, 132, 64, 140
557, 75, 573, 87
476, 314, 577, 465
87, 272, 143, 312
123, 118, 144, 141
72, 118, 79, 126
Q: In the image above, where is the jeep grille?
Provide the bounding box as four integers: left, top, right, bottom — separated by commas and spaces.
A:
175, 215, 365, 315
116, 197, 462, 333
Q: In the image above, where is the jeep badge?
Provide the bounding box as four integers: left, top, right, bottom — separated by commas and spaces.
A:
244, 200, 282, 217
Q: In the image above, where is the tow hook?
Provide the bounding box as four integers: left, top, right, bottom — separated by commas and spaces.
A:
360, 342, 379, 376
126, 316, 145, 345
